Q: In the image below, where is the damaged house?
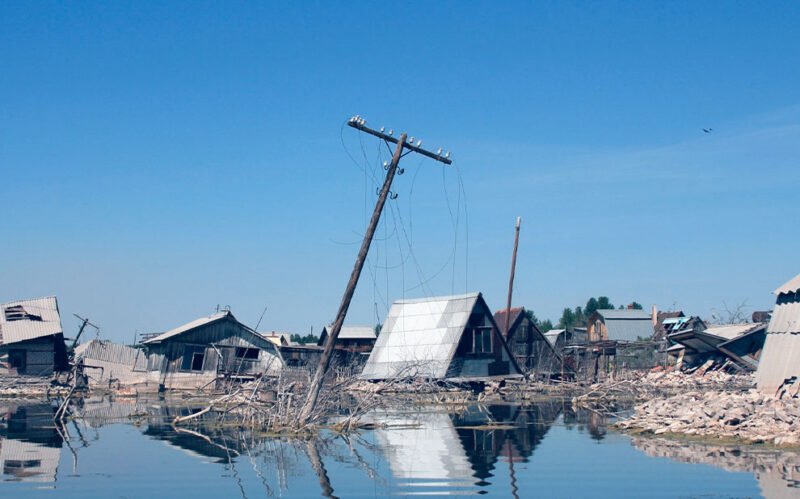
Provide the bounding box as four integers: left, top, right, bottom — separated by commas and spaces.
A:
318, 325, 377, 353
142, 310, 284, 390
493, 307, 564, 377
0, 297, 68, 376
586, 309, 655, 342
756, 274, 800, 396
668, 322, 767, 371
360, 292, 522, 381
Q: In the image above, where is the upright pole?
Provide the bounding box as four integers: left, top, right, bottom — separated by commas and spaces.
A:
297, 133, 407, 426
502, 217, 522, 338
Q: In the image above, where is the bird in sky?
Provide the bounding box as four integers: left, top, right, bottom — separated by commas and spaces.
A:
703, 128, 713, 133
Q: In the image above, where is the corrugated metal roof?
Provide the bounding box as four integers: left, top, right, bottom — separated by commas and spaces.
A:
0, 297, 62, 346
604, 318, 654, 341
596, 309, 653, 320
75, 339, 147, 370
756, 288, 800, 394
337, 326, 377, 340
774, 273, 800, 295
142, 311, 231, 344
361, 293, 480, 380
767, 300, 800, 335
704, 323, 763, 340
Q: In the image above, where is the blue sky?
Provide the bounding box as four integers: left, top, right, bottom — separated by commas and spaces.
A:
2, 2, 799, 341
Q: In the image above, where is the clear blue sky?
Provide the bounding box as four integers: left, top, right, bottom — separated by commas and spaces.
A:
2, 2, 799, 341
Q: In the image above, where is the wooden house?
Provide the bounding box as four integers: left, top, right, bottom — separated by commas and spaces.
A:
493, 307, 563, 376
317, 325, 377, 353
0, 297, 68, 376
142, 310, 284, 390
361, 292, 522, 381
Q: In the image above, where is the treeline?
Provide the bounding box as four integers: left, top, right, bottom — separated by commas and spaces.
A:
290, 333, 320, 345
529, 296, 643, 332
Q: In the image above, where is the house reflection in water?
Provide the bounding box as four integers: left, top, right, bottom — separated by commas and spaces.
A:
0, 402, 62, 483
375, 402, 562, 494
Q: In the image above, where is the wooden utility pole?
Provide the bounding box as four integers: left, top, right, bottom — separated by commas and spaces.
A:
297, 116, 452, 426
502, 217, 522, 338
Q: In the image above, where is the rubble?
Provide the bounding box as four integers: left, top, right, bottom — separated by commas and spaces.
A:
617, 388, 800, 447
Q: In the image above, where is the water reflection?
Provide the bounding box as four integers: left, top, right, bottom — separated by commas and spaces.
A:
632, 436, 800, 498
1, 396, 798, 498
0, 401, 62, 483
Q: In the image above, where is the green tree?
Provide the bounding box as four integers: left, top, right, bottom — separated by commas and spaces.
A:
585, 297, 600, 317
597, 296, 614, 310
539, 319, 554, 332
630, 302, 643, 310
557, 308, 577, 329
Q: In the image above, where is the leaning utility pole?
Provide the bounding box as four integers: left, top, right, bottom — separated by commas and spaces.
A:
502, 217, 522, 337
297, 115, 452, 426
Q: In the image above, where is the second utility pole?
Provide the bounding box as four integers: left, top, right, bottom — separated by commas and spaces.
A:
297, 116, 452, 427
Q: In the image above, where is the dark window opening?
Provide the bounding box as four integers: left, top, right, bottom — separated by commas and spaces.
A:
3, 305, 42, 322
180, 346, 206, 372
8, 350, 26, 371
235, 347, 260, 360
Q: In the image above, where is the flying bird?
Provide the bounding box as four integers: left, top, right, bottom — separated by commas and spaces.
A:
703, 128, 713, 133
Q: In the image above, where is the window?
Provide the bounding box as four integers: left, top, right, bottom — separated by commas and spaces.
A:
180, 345, 206, 372
235, 347, 260, 360
470, 328, 493, 354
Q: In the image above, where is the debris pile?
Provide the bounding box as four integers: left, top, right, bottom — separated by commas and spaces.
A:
0, 376, 68, 398
617, 389, 800, 446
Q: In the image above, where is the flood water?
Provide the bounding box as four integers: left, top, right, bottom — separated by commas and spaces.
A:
2, 397, 799, 498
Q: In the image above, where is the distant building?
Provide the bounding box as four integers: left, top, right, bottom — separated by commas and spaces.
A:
361, 293, 522, 381
317, 325, 377, 353
756, 274, 800, 395
261, 332, 293, 347
653, 310, 686, 340
142, 310, 284, 390
493, 307, 563, 376
0, 297, 68, 376
586, 309, 655, 342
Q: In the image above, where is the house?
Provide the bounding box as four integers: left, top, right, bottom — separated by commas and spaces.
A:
317, 325, 377, 353
261, 332, 293, 347
493, 307, 563, 376
543, 328, 588, 349
74, 339, 152, 388
756, 274, 800, 396
0, 297, 68, 376
586, 309, 655, 342
668, 322, 767, 371
653, 310, 686, 340
360, 292, 522, 381
142, 310, 284, 390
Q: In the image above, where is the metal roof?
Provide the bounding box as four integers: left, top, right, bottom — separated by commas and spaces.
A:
704, 323, 763, 340
756, 287, 800, 394
75, 339, 147, 370
336, 326, 377, 340
361, 292, 480, 380
0, 297, 63, 346
142, 311, 231, 344
596, 309, 652, 320
603, 318, 654, 341
774, 273, 800, 295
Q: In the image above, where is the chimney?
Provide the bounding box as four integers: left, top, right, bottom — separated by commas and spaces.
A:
652, 304, 658, 326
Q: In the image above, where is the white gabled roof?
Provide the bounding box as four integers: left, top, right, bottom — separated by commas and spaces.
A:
361, 293, 480, 380
0, 297, 63, 346
142, 311, 231, 344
